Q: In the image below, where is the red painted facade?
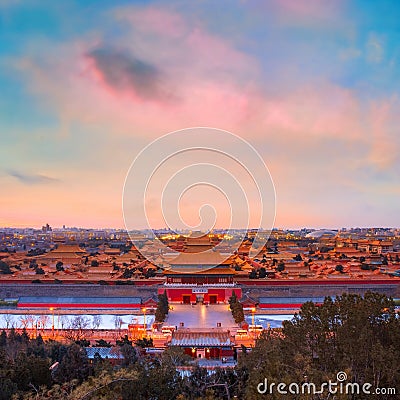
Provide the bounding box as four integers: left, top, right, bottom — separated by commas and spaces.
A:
183, 347, 234, 359
17, 302, 141, 309
166, 275, 234, 285
159, 287, 242, 303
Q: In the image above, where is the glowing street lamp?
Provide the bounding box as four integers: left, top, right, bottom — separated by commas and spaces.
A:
49, 307, 55, 338
142, 308, 147, 334
251, 307, 256, 326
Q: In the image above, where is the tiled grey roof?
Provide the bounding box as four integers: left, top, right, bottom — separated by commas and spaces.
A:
258, 297, 327, 304
170, 331, 232, 347
18, 296, 142, 304
85, 347, 124, 359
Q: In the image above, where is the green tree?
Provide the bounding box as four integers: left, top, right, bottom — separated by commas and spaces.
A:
12, 353, 52, 391
276, 261, 285, 272
55, 261, 64, 271
116, 334, 132, 347
249, 270, 258, 279
0, 261, 12, 274
35, 267, 45, 275
53, 344, 90, 383
228, 292, 244, 323
120, 343, 138, 366
0, 378, 17, 400
94, 339, 111, 348
228, 291, 238, 308
335, 264, 344, 272
155, 291, 169, 322
237, 292, 400, 399
258, 267, 267, 278
135, 337, 153, 348
161, 346, 191, 367
0, 330, 7, 347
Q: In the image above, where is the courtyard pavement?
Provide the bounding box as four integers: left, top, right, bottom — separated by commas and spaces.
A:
165, 304, 238, 331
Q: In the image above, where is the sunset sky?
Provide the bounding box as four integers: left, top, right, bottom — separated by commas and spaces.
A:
1, 0, 399, 229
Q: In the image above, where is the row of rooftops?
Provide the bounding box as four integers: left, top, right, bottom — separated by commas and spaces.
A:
1, 231, 400, 283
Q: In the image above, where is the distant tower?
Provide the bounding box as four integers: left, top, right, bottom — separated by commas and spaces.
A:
42, 223, 52, 233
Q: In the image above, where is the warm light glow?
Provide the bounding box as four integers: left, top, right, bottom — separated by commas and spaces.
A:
160, 234, 181, 240
200, 304, 206, 322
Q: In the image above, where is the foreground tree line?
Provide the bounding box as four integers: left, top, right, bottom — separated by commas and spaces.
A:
0, 292, 399, 399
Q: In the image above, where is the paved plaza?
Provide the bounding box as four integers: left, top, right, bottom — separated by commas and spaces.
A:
165, 304, 237, 331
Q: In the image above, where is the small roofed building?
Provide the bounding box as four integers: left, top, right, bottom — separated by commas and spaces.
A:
356, 240, 393, 254
169, 330, 234, 360
369, 240, 394, 254
142, 296, 158, 311
38, 244, 87, 268
240, 294, 258, 311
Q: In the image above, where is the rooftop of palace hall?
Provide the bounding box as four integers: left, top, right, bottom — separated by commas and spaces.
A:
0, 229, 399, 284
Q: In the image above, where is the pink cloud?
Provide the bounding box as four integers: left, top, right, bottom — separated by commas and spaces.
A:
113, 6, 187, 39
15, 7, 260, 137
367, 96, 399, 169
260, 82, 364, 140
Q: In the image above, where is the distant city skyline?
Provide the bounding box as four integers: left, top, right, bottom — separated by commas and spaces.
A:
1, 1, 399, 229
1, 224, 399, 232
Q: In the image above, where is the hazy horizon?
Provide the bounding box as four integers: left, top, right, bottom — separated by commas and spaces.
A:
0, 224, 398, 231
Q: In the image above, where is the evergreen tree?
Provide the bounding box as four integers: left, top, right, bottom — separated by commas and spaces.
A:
0, 330, 7, 347
53, 344, 90, 383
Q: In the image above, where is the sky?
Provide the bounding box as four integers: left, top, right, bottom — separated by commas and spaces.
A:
0, 0, 399, 230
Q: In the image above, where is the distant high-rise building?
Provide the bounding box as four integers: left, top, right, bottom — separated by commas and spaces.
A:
41, 223, 52, 233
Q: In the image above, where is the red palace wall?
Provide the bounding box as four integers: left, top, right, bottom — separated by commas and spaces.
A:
183, 347, 232, 359
159, 287, 242, 303
17, 302, 142, 309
